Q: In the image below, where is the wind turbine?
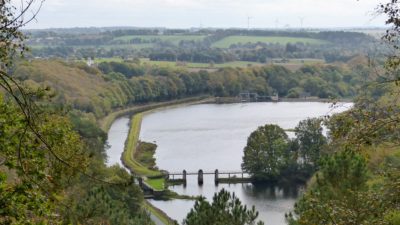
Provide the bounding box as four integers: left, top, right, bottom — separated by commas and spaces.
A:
299, 17, 306, 30
247, 15, 253, 30
274, 18, 280, 30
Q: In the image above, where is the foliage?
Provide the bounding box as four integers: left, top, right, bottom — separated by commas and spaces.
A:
0, 94, 88, 223
1, 2, 153, 224
326, 87, 400, 149
242, 119, 327, 183
294, 118, 327, 170
67, 180, 152, 225
136, 141, 158, 170
242, 124, 290, 181
288, 149, 400, 225
379, 0, 400, 73
288, 151, 372, 225
0, 172, 54, 224
12, 59, 369, 120
183, 189, 264, 225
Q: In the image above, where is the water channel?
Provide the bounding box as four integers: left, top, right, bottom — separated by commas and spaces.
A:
106, 102, 352, 225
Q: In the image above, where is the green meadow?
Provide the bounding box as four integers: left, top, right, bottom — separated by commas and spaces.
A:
212, 36, 329, 48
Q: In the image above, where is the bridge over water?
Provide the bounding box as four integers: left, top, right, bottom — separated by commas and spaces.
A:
166, 169, 252, 186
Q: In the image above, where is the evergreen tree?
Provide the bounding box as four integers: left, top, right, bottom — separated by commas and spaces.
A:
184, 189, 264, 225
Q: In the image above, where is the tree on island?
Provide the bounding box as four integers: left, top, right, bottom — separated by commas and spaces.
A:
241, 124, 291, 181
242, 119, 327, 183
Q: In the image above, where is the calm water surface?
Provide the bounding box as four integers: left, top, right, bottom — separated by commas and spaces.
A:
106, 117, 130, 168
140, 102, 351, 225
106, 102, 352, 225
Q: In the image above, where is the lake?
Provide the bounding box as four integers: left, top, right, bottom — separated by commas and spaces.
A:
107, 102, 352, 225
106, 117, 130, 168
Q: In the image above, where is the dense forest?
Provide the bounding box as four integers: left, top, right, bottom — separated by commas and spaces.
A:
12, 56, 370, 118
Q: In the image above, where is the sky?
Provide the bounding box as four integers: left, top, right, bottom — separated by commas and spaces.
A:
19, 0, 387, 29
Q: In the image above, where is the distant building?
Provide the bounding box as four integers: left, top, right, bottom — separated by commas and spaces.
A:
86, 58, 94, 67
271, 93, 279, 102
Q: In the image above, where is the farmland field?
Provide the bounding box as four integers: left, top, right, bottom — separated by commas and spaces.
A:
140, 58, 265, 68
113, 35, 207, 45
212, 36, 329, 48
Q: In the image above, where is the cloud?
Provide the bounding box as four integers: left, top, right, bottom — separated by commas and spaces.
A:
21, 0, 385, 29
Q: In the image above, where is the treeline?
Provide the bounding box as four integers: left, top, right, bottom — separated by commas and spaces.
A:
13, 57, 369, 118
148, 48, 236, 63
27, 28, 382, 64
146, 41, 374, 64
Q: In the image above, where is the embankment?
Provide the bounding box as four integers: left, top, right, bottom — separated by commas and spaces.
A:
99, 96, 213, 132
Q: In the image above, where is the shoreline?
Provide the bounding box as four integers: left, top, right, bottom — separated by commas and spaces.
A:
102, 97, 353, 225
214, 96, 353, 104
102, 97, 213, 225
99, 96, 213, 132
99, 96, 353, 132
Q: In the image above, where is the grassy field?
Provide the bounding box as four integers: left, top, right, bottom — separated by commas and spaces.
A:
212, 36, 329, 48
140, 58, 265, 68
146, 178, 165, 191
113, 35, 207, 45
93, 57, 125, 63
103, 43, 154, 49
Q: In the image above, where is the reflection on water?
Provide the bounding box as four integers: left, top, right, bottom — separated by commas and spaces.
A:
149, 175, 303, 224
139, 102, 352, 224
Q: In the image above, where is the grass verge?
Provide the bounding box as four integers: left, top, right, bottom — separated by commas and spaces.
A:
146, 178, 165, 191
122, 113, 162, 177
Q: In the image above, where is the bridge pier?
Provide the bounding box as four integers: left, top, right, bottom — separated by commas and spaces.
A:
198, 169, 203, 186
214, 169, 219, 185
183, 170, 187, 186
